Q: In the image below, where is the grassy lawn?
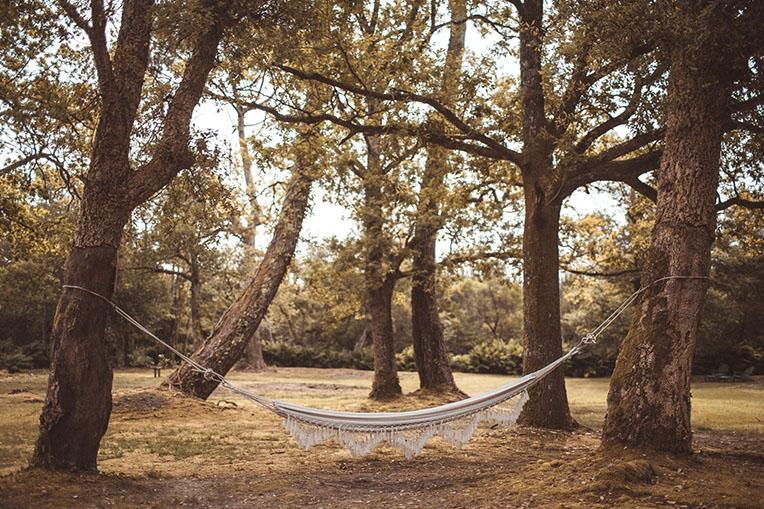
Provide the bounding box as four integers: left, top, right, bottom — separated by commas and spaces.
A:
1, 367, 762, 471
0, 367, 762, 508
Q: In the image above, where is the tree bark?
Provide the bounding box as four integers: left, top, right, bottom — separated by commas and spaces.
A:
165, 168, 313, 398
170, 273, 185, 350
31, 200, 130, 470
364, 132, 402, 400
189, 251, 204, 351
518, 183, 576, 429
410, 0, 466, 393
244, 328, 268, 371
514, 0, 575, 429
234, 94, 267, 370
31, 0, 233, 470
235, 96, 263, 248
602, 35, 732, 453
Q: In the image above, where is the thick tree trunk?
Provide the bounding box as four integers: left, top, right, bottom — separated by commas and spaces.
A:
31, 202, 129, 470
165, 169, 312, 398
30, 0, 230, 470
602, 40, 731, 453
410, 0, 466, 393
411, 200, 457, 391
515, 0, 574, 429
518, 185, 576, 429
363, 132, 403, 400
368, 274, 402, 399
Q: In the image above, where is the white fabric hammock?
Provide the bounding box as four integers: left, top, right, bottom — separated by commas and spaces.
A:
63, 275, 706, 458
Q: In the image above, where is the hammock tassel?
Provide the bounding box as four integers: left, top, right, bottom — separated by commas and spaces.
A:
282, 390, 529, 459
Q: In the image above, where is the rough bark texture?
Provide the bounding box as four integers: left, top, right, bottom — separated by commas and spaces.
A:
364, 132, 402, 400
31, 0, 231, 470
518, 183, 575, 429
165, 169, 313, 398
602, 35, 732, 453
410, 0, 466, 393
515, 0, 575, 429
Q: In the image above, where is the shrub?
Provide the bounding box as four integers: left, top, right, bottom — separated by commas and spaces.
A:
0, 348, 34, 373
449, 339, 524, 375
396, 345, 417, 371
262, 341, 374, 370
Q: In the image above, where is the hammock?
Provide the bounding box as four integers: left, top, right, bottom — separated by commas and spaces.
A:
63, 275, 706, 458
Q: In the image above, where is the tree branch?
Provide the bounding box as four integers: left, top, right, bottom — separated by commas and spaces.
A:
273, 64, 522, 163
127, 1, 232, 206
716, 196, 764, 211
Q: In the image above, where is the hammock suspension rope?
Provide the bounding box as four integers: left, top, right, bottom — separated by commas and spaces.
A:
62, 275, 708, 458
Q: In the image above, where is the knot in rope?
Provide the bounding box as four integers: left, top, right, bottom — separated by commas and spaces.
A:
581, 332, 597, 345
203, 368, 219, 382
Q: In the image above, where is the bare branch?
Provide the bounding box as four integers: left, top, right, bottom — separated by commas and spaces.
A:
716, 196, 764, 211
273, 64, 522, 163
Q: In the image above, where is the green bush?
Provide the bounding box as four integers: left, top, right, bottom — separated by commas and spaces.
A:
0, 342, 35, 373
451, 339, 524, 375
262, 342, 375, 370
395, 345, 417, 371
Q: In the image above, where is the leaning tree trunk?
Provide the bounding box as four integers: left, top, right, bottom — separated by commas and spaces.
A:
517, 183, 576, 429
602, 40, 731, 453
165, 169, 313, 398
410, 0, 466, 393
31, 194, 130, 470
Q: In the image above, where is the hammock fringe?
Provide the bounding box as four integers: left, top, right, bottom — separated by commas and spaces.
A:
283, 390, 529, 458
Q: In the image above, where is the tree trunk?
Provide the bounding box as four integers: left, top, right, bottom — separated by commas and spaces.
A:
234, 97, 267, 370
31, 202, 129, 470
363, 133, 402, 400
602, 38, 731, 453
368, 274, 402, 399
235, 97, 262, 248
189, 251, 203, 351
518, 184, 576, 429
244, 329, 268, 371
169, 273, 184, 351
30, 0, 230, 470
410, 0, 466, 393
165, 169, 312, 398
514, 0, 575, 429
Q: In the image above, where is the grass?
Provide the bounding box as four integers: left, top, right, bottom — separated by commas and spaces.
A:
0, 367, 762, 508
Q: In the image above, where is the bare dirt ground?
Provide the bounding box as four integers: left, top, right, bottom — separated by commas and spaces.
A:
0, 368, 762, 508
